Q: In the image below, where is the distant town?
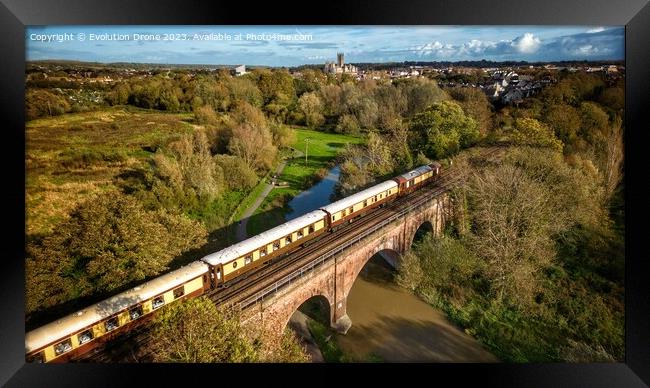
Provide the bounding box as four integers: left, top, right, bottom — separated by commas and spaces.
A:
26, 52, 624, 107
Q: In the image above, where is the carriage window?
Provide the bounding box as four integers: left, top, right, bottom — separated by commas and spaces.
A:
78, 329, 93, 345
349, 207, 353, 214
374, 195, 378, 201
260, 247, 267, 257
297, 230, 303, 238
152, 295, 165, 309
54, 339, 73, 356
332, 215, 336, 221
286, 235, 292, 244
363, 200, 367, 207
273, 241, 280, 250
173, 286, 185, 299
309, 225, 315, 234
105, 317, 119, 332
232, 261, 238, 269
244, 255, 252, 265
129, 305, 143, 320
28, 351, 44, 363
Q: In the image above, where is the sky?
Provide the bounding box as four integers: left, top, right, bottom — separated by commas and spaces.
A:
26, 26, 624, 66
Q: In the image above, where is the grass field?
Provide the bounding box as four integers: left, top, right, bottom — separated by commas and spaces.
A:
246, 127, 365, 236
26, 106, 199, 237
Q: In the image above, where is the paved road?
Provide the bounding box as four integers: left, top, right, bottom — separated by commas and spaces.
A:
235, 160, 287, 242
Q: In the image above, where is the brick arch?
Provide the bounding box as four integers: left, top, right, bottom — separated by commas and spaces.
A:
277, 292, 335, 333
408, 219, 435, 249
344, 235, 402, 300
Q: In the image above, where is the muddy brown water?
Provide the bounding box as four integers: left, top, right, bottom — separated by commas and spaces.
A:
334, 256, 498, 362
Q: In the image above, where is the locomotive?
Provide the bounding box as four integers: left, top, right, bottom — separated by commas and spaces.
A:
25, 161, 441, 363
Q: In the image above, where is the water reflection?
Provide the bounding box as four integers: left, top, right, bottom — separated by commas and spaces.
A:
286, 165, 341, 220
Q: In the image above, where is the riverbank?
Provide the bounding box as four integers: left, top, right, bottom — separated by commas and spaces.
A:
246, 127, 364, 236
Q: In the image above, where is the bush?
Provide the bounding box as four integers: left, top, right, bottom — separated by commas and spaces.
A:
26, 89, 71, 120
26, 192, 207, 313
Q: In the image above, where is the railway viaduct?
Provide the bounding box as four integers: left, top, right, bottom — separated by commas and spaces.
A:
239, 191, 454, 337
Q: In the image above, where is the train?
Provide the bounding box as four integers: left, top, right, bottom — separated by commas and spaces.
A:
25, 161, 442, 363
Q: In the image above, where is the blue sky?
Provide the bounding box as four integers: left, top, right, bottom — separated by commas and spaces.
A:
26, 26, 624, 66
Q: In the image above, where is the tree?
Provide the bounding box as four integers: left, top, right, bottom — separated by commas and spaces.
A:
255, 69, 296, 105
149, 296, 308, 363
194, 104, 219, 126
26, 193, 207, 312
511, 117, 564, 153
214, 154, 258, 191
270, 123, 296, 149
150, 130, 225, 210
225, 75, 263, 107
374, 84, 407, 128
448, 87, 493, 136
365, 131, 394, 175
150, 297, 257, 362
408, 100, 479, 159
228, 124, 277, 172
457, 147, 608, 307
106, 83, 131, 106
337, 144, 372, 195
319, 84, 342, 116
396, 78, 448, 117
294, 68, 327, 95
297, 92, 325, 127
543, 104, 582, 150
602, 116, 624, 201
225, 102, 278, 171
397, 235, 483, 301
463, 163, 557, 306
335, 114, 360, 135
25, 89, 71, 120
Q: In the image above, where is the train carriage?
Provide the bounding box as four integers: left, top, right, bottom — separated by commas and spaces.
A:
25, 261, 210, 363
393, 165, 435, 196
202, 210, 328, 284
320, 180, 398, 229
429, 161, 442, 176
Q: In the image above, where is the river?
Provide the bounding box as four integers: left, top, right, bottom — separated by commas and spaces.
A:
334, 256, 498, 362
286, 165, 341, 220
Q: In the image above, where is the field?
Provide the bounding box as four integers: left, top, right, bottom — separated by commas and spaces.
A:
246, 127, 365, 236
25, 106, 204, 237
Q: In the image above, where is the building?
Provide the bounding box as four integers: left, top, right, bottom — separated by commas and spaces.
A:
324, 52, 358, 75
232, 65, 247, 76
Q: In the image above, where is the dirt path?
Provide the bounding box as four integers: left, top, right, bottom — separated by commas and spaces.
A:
235, 160, 287, 242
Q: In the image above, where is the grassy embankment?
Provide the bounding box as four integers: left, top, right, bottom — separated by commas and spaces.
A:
246, 127, 364, 236
26, 106, 246, 246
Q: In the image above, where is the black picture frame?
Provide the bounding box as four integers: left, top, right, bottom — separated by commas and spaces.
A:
1, 0, 648, 386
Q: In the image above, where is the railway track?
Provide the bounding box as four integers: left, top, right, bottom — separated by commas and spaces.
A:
74, 145, 503, 362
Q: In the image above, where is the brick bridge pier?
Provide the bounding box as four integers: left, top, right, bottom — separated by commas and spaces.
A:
240, 192, 453, 336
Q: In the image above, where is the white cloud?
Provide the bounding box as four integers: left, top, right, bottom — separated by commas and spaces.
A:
586, 27, 606, 33
512, 33, 541, 53
412, 32, 541, 58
